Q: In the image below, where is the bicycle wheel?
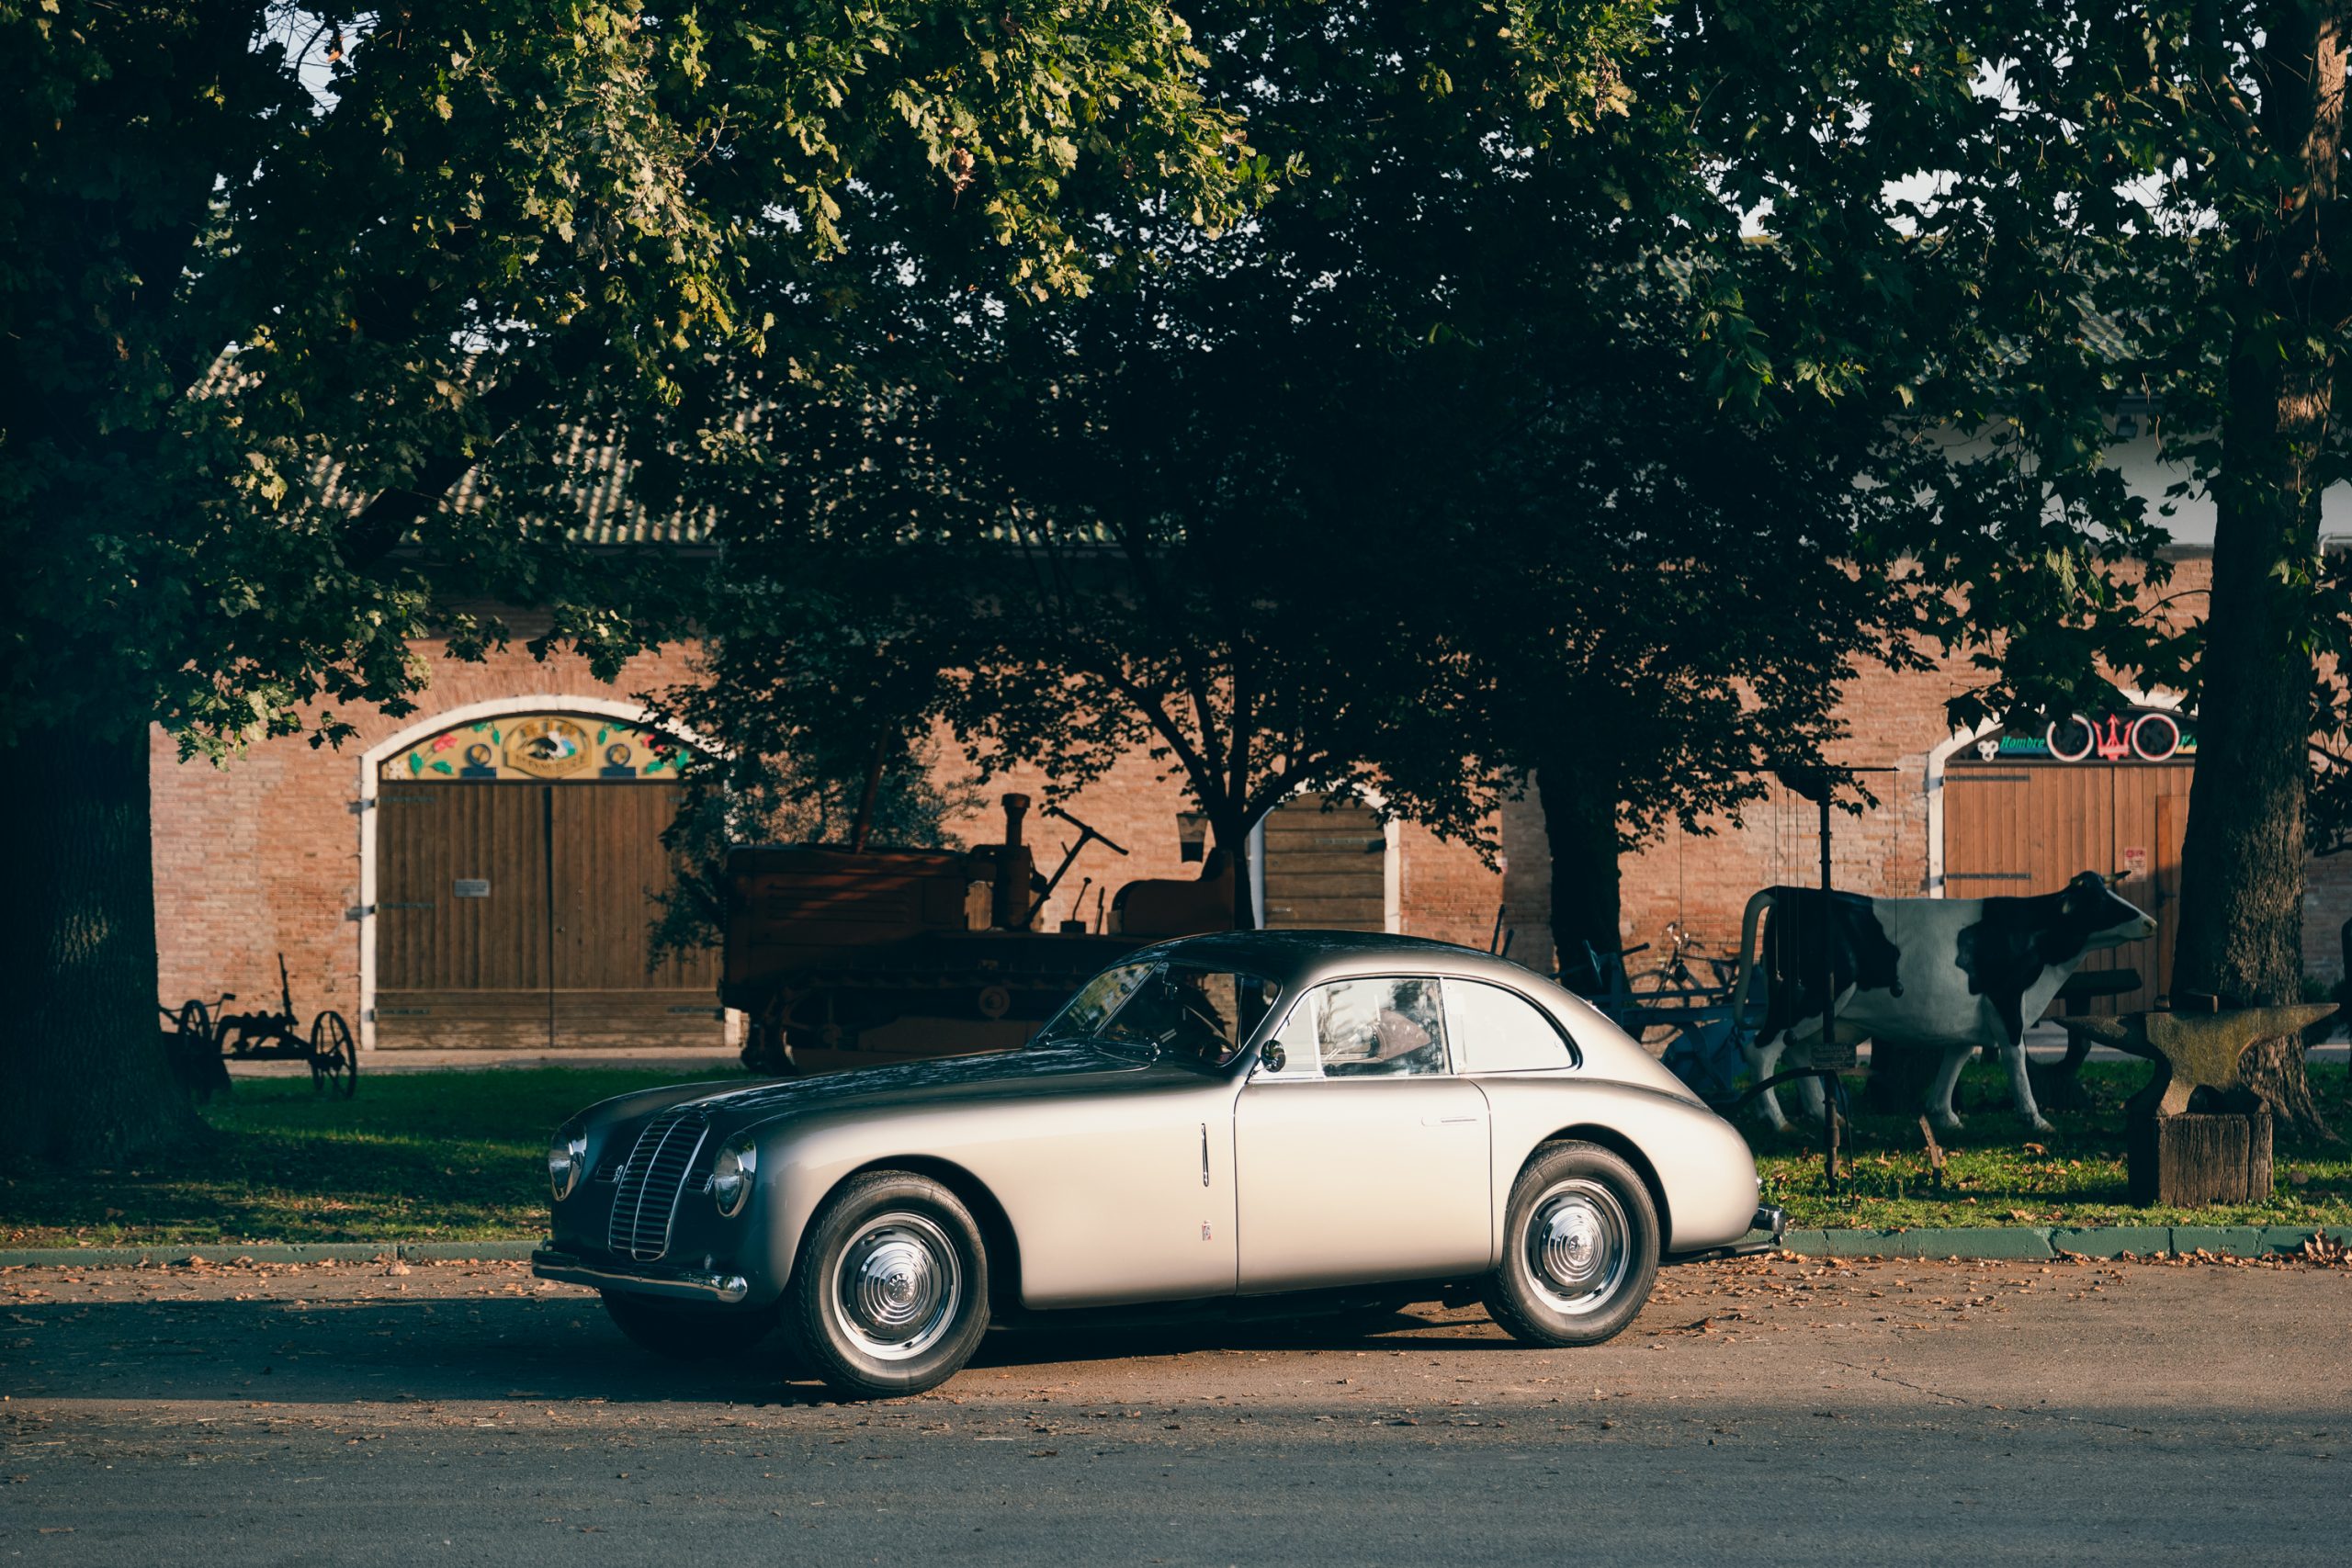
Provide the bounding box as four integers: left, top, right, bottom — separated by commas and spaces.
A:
1625, 962, 1696, 1048
2130, 711, 2181, 761
2045, 715, 2097, 762
310, 1011, 357, 1098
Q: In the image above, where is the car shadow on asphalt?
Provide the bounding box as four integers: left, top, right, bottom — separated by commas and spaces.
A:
0, 1294, 1520, 1409
978, 1307, 1525, 1370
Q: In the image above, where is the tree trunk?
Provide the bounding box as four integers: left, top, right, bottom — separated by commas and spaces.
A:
2170, 11, 2346, 1133
2241, 1034, 2335, 1141
2173, 352, 2325, 1007
1535, 762, 1623, 994
2175, 7, 2343, 1008
846, 739, 888, 853
0, 725, 198, 1167
1218, 814, 1259, 931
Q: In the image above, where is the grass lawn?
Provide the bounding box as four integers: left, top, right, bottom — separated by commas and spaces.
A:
0, 1067, 696, 1249
1756, 1060, 2352, 1230
3, 1059, 2348, 1248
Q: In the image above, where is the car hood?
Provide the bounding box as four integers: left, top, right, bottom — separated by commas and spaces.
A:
655, 1041, 1168, 1139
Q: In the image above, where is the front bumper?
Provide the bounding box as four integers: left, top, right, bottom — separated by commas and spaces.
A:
531, 1247, 752, 1305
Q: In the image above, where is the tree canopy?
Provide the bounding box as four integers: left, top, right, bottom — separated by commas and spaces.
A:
672, 0, 1939, 959
1678, 1, 2352, 1010
0, 0, 1260, 1161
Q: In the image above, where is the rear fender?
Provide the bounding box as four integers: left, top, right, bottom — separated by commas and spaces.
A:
1477, 1079, 1759, 1257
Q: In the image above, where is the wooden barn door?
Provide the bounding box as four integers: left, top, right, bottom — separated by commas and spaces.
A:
375, 772, 720, 1049
376, 784, 554, 1046
1261, 795, 1388, 931
1943, 761, 2195, 1012
549, 784, 723, 1046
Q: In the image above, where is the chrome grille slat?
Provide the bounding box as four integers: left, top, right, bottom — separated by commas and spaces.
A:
605, 1108, 710, 1262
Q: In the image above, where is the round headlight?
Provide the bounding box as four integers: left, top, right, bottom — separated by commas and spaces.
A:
710, 1136, 757, 1217
548, 1125, 588, 1202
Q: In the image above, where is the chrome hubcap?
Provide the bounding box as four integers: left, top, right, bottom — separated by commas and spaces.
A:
832, 1213, 961, 1360
1524, 1179, 1630, 1315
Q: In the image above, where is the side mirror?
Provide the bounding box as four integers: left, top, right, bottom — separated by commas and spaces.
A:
1261, 1042, 1286, 1075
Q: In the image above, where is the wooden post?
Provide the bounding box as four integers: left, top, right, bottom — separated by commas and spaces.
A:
1917, 1115, 1948, 1194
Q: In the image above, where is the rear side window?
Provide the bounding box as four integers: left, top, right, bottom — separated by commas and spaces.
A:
1443, 979, 1578, 1073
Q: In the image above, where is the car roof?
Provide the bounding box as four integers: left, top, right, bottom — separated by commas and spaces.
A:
1129, 929, 1555, 993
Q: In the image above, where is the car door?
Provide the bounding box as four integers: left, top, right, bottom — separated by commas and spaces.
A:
1233, 975, 1493, 1292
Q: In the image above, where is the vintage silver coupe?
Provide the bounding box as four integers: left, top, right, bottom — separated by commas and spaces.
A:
533, 931, 1783, 1398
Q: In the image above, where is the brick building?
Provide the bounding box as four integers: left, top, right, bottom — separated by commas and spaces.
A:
149, 547, 2352, 1054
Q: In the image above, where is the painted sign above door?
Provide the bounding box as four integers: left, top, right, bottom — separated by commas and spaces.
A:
379, 714, 693, 782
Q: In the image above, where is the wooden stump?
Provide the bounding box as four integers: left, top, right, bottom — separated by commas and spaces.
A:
2126, 1110, 2274, 1207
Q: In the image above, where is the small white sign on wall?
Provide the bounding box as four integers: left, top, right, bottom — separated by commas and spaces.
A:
453, 878, 491, 899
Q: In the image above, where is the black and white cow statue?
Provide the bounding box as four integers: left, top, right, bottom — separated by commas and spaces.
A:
1728, 873, 2157, 1133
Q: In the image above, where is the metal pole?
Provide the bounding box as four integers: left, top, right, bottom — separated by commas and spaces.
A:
1819, 789, 1838, 1193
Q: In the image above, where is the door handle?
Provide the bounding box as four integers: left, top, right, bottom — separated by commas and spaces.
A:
1422, 1115, 1479, 1126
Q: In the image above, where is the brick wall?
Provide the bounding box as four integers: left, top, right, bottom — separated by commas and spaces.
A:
2305, 851, 2352, 987
1397, 822, 1505, 950
152, 551, 2347, 1018
936, 742, 1203, 933
150, 641, 704, 1018
1492, 554, 2352, 991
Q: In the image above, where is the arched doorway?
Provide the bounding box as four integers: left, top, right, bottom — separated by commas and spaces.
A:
363, 705, 720, 1049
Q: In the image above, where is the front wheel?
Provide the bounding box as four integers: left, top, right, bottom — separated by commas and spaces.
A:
782, 1170, 990, 1400
1482, 1142, 1659, 1348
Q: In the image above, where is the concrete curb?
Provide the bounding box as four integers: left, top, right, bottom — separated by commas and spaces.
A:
0, 1239, 542, 1269
1776, 1224, 2332, 1261
0, 1227, 2335, 1270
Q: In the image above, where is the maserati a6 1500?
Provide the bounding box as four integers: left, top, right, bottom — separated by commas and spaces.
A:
533, 931, 1781, 1398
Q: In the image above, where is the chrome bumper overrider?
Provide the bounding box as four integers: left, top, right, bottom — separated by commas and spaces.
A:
1727, 1203, 1790, 1256
531, 1247, 751, 1305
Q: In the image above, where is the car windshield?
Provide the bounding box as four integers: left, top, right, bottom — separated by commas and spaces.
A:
1037, 962, 1280, 1070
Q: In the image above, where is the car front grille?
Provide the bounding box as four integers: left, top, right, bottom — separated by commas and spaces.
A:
606, 1106, 711, 1263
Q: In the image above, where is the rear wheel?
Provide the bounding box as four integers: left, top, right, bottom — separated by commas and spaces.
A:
782, 1170, 989, 1400
310, 1010, 357, 1098
602, 1291, 778, 1361
1482, 1142, 1659, 1348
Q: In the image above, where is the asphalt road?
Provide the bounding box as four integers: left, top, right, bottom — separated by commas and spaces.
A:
3, 1255, 2346, 1565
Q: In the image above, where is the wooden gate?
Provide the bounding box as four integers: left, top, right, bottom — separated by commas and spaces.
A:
372, 714, 720, 1048
1261, 795, 1388, 931
1942, 760, 2195, 1011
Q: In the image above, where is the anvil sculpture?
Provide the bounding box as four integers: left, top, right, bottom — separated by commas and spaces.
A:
2055, 1005, 2336, 1119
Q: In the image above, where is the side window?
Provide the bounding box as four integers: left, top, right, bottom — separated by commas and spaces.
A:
1298, 976, 1451, 1077
1443, 979, 1578, 1073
